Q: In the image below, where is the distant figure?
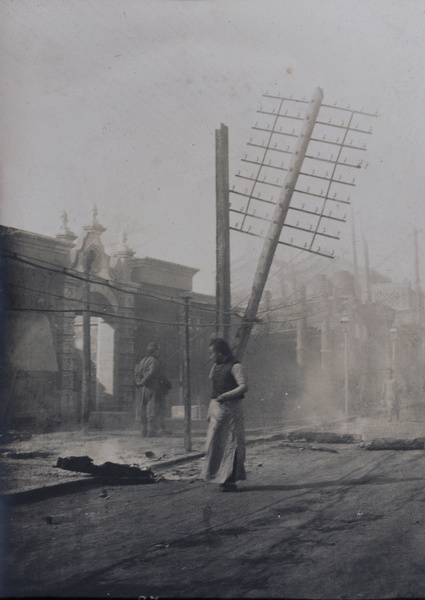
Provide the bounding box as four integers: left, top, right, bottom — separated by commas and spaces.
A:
134, 342, 172, 437
202, 338, 248, 492
381, 368, 400, 422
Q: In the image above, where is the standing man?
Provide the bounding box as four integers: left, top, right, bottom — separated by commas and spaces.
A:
134, 342, 171, 437
381, 368, 400, 422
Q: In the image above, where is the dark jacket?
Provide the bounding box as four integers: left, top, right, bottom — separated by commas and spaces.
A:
211, 358, 244, 400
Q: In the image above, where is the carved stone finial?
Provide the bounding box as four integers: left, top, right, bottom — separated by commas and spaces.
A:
84, 205, 106, 235
60, 210, 69, 231
116, 229, 135, 257
92, 204, 99, 225
56, 209, 77, 244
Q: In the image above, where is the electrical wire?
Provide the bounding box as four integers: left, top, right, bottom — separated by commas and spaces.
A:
2, 250, 210, 311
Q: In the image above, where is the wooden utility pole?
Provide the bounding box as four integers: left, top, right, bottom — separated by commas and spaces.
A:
351, 212, 361, 303
183, 295, 192, 452
81, 250, 95, 431
414, 228, 423, 396
234, 87, 323, 359
317, 274, 330, 371
216, 123, 231, 342
296, 285, 307, 367
414, 228, 421, 327
363, 234, 372, 303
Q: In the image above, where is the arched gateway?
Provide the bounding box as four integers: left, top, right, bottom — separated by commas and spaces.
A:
0, 211, 203, 431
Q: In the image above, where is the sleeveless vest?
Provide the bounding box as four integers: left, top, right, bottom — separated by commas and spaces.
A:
211, 358, 244, 400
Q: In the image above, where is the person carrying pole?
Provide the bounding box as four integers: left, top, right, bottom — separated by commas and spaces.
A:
202, 338, 248, 492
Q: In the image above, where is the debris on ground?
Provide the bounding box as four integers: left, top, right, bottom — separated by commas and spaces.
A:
279, 442, 338, 453
55, 455, 156, 483
365, 438, 424, 451
5, 451, 53, 459
56, 455, 94, 473
0, 432, 32, 444
286, 431, 360, 444
310, 444, 339, 454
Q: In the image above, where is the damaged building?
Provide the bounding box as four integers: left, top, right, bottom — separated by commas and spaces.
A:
1, 213, 423, 433
0, 213, 215, 431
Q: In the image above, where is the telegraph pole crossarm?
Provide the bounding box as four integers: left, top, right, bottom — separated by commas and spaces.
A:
235, 87, 324, 359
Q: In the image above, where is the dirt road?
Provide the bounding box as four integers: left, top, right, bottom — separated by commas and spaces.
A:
4, 438, 425, 598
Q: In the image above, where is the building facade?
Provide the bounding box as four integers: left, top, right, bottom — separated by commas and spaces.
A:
1, 214, 214, 430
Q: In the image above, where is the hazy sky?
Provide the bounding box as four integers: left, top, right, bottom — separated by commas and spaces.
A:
1, 0, 425, 294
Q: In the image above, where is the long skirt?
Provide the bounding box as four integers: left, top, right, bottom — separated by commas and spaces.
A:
202, 398, 246, 484
135, 387, 157, 435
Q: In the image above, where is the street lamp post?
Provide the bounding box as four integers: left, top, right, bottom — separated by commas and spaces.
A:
341, 314, 350, 417
389, 326, 397, 372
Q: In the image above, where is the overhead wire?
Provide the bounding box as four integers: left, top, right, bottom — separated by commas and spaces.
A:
3, 249, 227, 313
3, 226, 419, 339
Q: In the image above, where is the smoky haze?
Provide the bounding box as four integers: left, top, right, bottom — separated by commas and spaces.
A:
227, 249, 421, 435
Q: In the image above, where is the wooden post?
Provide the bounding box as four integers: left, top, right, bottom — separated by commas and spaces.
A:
414, 228, 421, 326
235, 87, 323, 359
363, 234, 372, 303
318, 275, 330, 370
216, 123, 231, 342
351, 212, 361, 303
414, 228, 423, 396
296, 285, 307, 367
183, 295, 192, 452
81, 250, 95, 431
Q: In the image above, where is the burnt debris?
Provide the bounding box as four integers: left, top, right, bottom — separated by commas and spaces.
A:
365, 438, 425, 451
55, 455, 156, 484
287, 431, 360, 444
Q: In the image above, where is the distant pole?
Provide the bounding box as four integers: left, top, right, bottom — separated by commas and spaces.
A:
216, 123, 231, 342
363, 234, 372, 303
351, 212, 361, 303
341, 314, 350, 417
389, 327, 397, 372
414, 228, 423, 396
414, 228, 421, 326
319, 275, 331, 372
183, 296, 192, 452
296, 285, 307, 367
344, 329, 349, 416
235, 87, 323, 359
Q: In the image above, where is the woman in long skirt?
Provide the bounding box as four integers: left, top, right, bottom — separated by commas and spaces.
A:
202, 338, 248, 492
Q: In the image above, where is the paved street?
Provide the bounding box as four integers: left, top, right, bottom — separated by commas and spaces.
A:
3, 409, 425, 599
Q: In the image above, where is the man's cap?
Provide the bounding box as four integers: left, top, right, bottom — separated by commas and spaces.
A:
147, 342, 159, 351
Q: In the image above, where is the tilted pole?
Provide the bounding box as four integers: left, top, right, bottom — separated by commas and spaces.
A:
216, 123, 231, 342
234, 87, 324, 359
